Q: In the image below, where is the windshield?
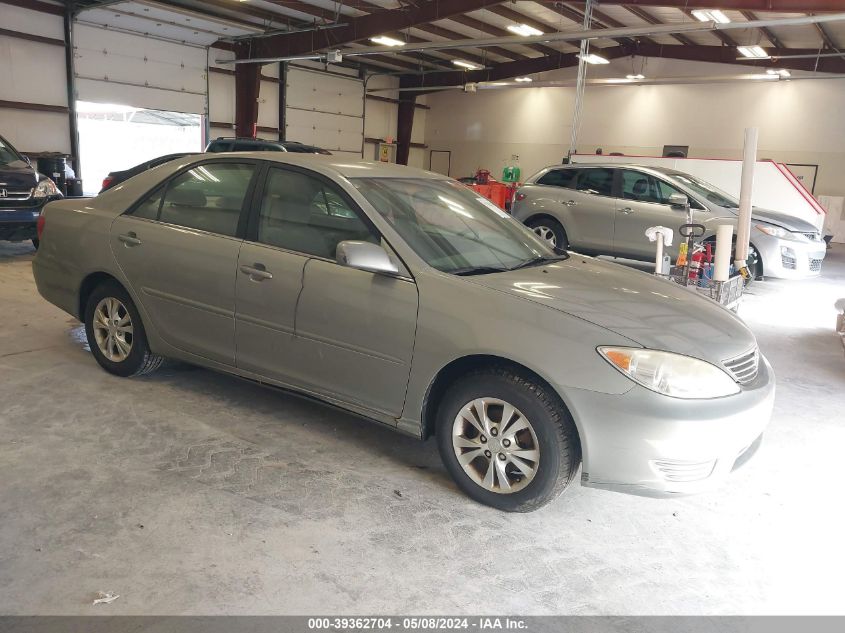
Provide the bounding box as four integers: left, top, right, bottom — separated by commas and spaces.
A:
671, 173, 738, 208
0, 136, 24, 166
352, 178, 558, 274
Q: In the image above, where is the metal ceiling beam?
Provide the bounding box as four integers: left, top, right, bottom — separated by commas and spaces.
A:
446, 14, 552, 60
740, 10, 786, 49
679, 8, 738, 47
414, 23, 527, 61
813, 17, 840, 49
624, 5, 696, 46
635, 42, 845, 73
485, 4, 580, 51
399, 44, 633, 90
570, 0, 845, 10
246, 0, 507, 60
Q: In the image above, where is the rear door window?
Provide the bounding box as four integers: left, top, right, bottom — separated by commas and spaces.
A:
156, 162, 255, 237
576, 168, 615, 196
536, 169, 577, 189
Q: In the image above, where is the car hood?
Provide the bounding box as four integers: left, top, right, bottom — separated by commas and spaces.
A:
749, 207, 820, 233
466, 256, 756, 364
0, 160, 39, 189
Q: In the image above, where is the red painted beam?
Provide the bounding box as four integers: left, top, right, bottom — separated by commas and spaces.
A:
234, 60, 262, 138
248, 0, 507, 60
396, 94, 417, 166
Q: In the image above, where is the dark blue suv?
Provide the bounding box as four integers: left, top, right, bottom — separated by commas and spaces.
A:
0, 134, 63, 248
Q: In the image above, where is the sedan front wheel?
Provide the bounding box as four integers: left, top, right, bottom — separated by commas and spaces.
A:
436, 367, 580, 512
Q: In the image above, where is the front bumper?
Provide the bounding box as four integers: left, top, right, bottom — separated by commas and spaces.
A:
0, 207, 42, 241
755, 233, 826, 279
564, 354, 775, 497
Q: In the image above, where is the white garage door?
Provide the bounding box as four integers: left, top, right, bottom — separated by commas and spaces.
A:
285, 66, 363, 157
73, 23, 207, 115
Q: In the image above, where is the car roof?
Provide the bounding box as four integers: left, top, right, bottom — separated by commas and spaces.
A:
543, 163, 691, 178
193, 152, 444, 180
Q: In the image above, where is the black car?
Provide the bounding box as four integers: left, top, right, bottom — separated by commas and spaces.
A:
205, 137, 332, 154
0, 134, 63, 248
100, 152, 197, 193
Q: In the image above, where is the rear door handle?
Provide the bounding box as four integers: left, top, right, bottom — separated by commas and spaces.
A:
619, 207, 634, 214
240, 264, 273, 281
118, 232, 141, 246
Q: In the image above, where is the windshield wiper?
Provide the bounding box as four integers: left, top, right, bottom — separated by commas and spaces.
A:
451, 265, 510, 276
508, 254, 569, 271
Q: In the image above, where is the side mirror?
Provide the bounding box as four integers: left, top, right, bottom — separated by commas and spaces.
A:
336, 240, 399, 276
668, 193, 689, 209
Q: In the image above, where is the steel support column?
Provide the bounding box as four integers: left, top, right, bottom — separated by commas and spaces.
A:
64, 6, 81, 178
396, 91, 417, 166
234, 49, 262, 138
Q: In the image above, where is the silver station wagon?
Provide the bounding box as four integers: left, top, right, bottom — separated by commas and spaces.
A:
33, 154, 774, 511
511, 164, 826, 280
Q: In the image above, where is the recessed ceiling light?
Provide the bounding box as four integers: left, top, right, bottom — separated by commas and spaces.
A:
507, 23, 543, 37
453, 59, 482, 70
691, 9, 731, 24
626, 74, 645, 80
514, 76, 533, 82
737, 45, 770, 59
578, 53, 610, 65
766, 68, 791, 77
370, 35, 405, 47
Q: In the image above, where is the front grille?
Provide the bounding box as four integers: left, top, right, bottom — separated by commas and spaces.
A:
781, 252, 797, 269
0, 189, 33, 201
651, 459, 716, 483
723, 347, 760, 385
809, 257, 823, 272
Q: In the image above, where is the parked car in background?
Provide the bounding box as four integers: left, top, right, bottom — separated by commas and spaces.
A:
0, 134, 63, 248
33, 154, 773, 511
100, 152, 198, 192
511, 164, 826, 280
205, 137, 331, 154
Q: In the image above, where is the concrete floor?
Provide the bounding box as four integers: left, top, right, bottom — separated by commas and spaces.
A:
0, 240, 843, 615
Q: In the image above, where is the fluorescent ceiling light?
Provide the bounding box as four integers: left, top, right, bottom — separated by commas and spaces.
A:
691, 9, 731, 24
370, 35, 404, 47
766, 68, 791, 77
453, 59, 482, 70
738, 45, 770, 59
507, 23, 544, 37
515, 76, 533, 82
626, 74, 645, 80
579, 53, 610, 65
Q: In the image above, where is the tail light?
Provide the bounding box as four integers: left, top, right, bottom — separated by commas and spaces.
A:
37, 211, 46, 240
515, 192, 526, 202
101, 176, 114, 190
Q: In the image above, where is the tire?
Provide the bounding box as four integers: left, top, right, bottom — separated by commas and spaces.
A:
31, 238, 39, 250
83, 280, 164, 377
436, 366, 580, 512
527, 217, 568, 250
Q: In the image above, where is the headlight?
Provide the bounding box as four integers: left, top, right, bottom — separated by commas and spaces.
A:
32, 178, 61, 199
755, 224, 806, 242
598, 347, 740, 399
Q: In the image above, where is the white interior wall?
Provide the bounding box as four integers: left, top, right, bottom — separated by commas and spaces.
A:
424, 57, 845, 199
363, 75, 427, 168
0, 4, 69, 154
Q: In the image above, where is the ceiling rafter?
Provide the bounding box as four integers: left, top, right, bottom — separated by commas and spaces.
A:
679, 8, 739, 47
739, 11, 787, 49
445, 13, 557, 59
565, 0, 845, 10
245, 0, 508, 60
485, 4, 580, 51
623, 5, 697, 46
542, 2, 644, 46
811, 15, 840, 49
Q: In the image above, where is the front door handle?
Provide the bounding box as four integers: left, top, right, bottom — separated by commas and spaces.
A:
564, 200, 577, 207
118, 232, 141, 246
240, 263, 273, 281
619, 207, 634, 214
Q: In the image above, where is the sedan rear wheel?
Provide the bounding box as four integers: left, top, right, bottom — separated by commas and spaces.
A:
84, 281, 164, 377
436, 367, 580, 512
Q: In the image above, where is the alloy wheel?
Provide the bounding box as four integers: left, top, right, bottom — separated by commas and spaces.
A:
93, 297, 134, 362
532, 226, 557, 248
451, 397, 540, 494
